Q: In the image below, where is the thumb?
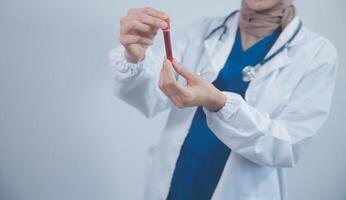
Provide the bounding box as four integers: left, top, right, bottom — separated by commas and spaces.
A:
162, 57, 176, 78
171, 60, 196, 82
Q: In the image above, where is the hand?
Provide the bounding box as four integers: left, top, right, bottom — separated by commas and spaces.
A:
159, 58, 227, 112
119, 7, 169, 63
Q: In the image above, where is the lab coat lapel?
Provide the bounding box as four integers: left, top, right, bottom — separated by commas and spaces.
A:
253, 17, 304, 82
201, 13, 239, 79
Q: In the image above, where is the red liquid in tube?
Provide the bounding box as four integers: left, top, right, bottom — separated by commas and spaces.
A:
163, 18, 173, 62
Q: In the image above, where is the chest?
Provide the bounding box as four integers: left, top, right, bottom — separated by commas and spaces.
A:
180, 42, 308, 118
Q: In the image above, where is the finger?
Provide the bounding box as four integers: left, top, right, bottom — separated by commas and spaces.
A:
143, 7, 168, 20
120, 17, 158, 37
121, 20, 151, 34
127, 8, 139, 16
169, 94, 186, 108
171, 61, 197, 82
160, 58, 177, 86
119, 34, 153, 46
161, 83, 191, 108
137, 14, 167, 29
161, 58, 190, 94
133, 26, 158, 40
120, 16, 127, 26
161, 82, 190, 108
159, 59, 192, 108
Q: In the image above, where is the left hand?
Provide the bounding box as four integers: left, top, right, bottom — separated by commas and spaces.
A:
159, 58, 227, 112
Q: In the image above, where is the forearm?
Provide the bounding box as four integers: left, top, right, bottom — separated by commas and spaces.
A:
203, 92, 320, 168
110, 46, 170, 118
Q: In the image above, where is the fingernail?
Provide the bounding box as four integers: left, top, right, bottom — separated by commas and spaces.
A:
161, 22, 167, 28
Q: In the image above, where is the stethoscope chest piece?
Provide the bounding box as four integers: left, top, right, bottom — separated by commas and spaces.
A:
242, 65, 258, 82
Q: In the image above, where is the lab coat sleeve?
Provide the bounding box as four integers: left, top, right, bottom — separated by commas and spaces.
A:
109, 25, 189, 118
203, 41, 338, 168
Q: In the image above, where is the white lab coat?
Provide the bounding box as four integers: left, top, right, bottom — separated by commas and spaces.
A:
110, 12, 338, 200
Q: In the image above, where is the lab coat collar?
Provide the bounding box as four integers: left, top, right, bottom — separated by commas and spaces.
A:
203, 12, 239, 77
202, 12, 305, 82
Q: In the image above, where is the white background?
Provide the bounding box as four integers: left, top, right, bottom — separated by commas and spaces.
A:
0, 0, 345, 199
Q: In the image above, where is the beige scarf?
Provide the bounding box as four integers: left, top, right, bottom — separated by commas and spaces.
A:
239, 0, 296, 37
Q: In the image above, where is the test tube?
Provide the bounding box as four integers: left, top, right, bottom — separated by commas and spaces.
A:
163, 18, 173, 62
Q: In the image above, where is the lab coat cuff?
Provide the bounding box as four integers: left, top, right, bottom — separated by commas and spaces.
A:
204, 92, 241, 121
109, 46, 154, 78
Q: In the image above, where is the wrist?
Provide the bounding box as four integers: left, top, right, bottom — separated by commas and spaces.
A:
205, 90, 227, 112
124, 48, 145, 64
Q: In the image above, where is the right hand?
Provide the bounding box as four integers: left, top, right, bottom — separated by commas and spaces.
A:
119, 7, 168, 63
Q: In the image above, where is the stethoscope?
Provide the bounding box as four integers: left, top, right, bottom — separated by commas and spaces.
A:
204, 10, 303, 82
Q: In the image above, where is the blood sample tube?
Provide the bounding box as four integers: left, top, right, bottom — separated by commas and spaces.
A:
163, 18, 173, 62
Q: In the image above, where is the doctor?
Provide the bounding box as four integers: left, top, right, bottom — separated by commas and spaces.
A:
111, 0, 338, 199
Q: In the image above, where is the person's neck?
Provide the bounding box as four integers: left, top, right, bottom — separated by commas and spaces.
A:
240, 29, 262, 51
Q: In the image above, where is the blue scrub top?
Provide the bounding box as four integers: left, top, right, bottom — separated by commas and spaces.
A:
167, 27, 280, 200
